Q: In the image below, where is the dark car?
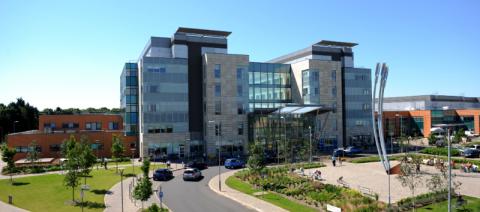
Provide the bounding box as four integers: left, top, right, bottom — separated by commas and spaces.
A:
224, 158, 245, 169
186, 161, 208, 170
183, 168, 202, 181
463, 149, 480, 158
333, 149, 348, 157
152, 168, 173, 181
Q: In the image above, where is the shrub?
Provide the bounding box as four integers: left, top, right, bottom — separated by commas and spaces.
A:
420, 147, 460, 156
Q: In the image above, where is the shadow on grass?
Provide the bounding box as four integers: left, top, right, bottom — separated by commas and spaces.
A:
76, 201, 106, 209
91, 189, 112, 195
123, 173, 137, 177
12, 182, 30, 186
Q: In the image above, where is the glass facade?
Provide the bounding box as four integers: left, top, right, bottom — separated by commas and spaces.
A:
248, 62, 291, 110
141, 57, 189, 134
344, 68, 372, 146
302, 69, 320, 104
120, 62, 139, 136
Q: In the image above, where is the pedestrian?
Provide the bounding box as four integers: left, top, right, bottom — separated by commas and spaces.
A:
166, 160, 171, 169
104, 160, 108, 170
332, 155, 336, 167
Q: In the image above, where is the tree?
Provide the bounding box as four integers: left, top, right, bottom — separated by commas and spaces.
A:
0, 98, 39, 139
61, 135, 77, 158
397, 154, 423, 211
111, 135, 125, 173
1, 144, 17, 184
77, 136, 96, 185
63, 135, 81, 203
64, 169, 81, 203
428, 133, 437, 146
133, 176, 153, 210
247, 142, 265, 173
26, 140, 39, 168
141, 158, 151, 178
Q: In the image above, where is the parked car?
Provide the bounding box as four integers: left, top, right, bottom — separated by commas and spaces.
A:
224, 158, 245, 169
333, 149, 348, 157
152, 168, 173, 181
183, 168, 202, 181
344, 146, 362, 154
463, 149, 480, 158
186, 161, 208, 170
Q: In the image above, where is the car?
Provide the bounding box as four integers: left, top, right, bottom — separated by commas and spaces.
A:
344, 146, 362, 154
224, 158, 245, 169
183, 168, 202, 181
152, 168, 173, 181
463, 149, 480, 158
186, 161, 208, 170
333, 149, 348, 157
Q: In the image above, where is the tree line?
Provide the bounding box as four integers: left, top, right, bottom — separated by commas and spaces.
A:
0, 98, 121, 141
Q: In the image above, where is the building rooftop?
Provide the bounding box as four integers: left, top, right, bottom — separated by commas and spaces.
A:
176, 27, 231, 37
382, 95, 480, 103
314, 40, 358, 47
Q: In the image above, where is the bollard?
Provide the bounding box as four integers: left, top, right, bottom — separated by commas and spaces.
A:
8, 195, 13, 204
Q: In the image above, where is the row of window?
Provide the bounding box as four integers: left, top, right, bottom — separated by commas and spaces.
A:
249, 87, 292, 101
212, 123, 244, 136
43, 122, 118, 130
213, 101, 246, 115
249, 72, 291, 86
15, 146, 41, 153
213, 65, 246, 80
147, 127, 173, 134
126, 76, 138, 86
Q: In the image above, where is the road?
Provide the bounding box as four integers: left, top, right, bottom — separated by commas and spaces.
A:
157, 166, 254, 212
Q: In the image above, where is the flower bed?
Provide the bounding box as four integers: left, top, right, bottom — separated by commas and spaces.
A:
396, 190, 448, 211
233, 165, 385, 212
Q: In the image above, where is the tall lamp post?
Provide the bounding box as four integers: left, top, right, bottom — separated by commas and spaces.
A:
280, 116, 286, 164
208, 120, 221, 191
308, 126, 312, 163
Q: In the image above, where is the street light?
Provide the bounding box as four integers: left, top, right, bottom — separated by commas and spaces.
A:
131, 148, 136, 174
280, 116, 286, 164
119, 168, 125, 212
208, 120, 221, 191
308, 126, 312, 163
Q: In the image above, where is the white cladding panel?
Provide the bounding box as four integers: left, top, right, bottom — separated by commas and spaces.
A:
172, 44, 188, 58
147, 47, 172, 58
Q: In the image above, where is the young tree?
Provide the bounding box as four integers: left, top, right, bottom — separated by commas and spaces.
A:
61, 135, 77, 158
111, 135, 125, 173
247, 142, 265, 173
397, 154, 423, 211
140, 158, 151, 177
1, 144, 17, 184
26, 140, 39, 168
63, 135, 81, 203
64, 168, 81, 203
78, 136, 96, 185
133, 176, 153, 210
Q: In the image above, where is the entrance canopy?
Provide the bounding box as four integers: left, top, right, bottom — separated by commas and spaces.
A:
272, 105, 332, 115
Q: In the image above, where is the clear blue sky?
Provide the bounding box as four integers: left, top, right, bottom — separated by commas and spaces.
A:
1, 0, 479, 110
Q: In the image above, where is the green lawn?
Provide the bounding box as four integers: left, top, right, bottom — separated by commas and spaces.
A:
225, 176, 318, 212
0, 164, 166, 212
350, 155, 401, 163
418, 196, 480, 212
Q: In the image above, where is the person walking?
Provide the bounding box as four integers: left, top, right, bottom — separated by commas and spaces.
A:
332, 155, 336, 167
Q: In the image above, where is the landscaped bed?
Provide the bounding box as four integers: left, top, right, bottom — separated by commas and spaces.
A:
0, 164, 166, 212
227, 163, 386, 212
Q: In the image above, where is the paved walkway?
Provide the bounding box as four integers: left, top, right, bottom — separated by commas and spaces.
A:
305, 161, 480, 203
209, 169, 287, 212
104, 163, 183, 212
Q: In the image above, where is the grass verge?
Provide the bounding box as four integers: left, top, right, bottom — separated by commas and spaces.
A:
0, 164, 166, 212
225, 175, 318, 212
418, 196, 480, 212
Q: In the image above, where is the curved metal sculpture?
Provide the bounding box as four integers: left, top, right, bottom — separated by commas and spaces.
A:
372, 63, 390, 173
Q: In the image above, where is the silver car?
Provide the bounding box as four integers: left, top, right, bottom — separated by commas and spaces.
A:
183, 168, 202, 181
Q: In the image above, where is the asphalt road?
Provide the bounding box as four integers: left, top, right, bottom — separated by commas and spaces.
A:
157, 166, 254, 212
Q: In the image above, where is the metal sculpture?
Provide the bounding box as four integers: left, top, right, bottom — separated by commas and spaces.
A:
372, 62, 391, 205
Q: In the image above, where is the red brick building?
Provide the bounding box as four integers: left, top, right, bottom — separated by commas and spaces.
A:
7, 114, 138, 161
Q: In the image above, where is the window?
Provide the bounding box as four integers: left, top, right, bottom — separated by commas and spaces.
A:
148, 85, 158, 93
237, 102, 244, 115
362, 104, 370, 111
237, 85, 243, 97
215, 83, 221, 97
15, 146, 28, 153
331, 70, 336, 81
332, 87, 337, 97
215, 124, 221, 136
363, 89, 370, 95
313, 72, 319, 81
215, 100, 221, 115
62, 122, 79, 129
238, 123, 244, 135
86, 122, 102, 130
214, 64, 221, 78
49, 144, 61, 152
314, 87, 319, 95
108, 122, 119, 130
236, 68, 243, 79
147, 104, 156, 112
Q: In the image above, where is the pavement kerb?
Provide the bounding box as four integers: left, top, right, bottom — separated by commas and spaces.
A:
208, 169, 287, 212
103, 164, 184, 212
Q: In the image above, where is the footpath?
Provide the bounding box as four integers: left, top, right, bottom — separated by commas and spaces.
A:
104, 163, 184, 212
208, 169, 287, 212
